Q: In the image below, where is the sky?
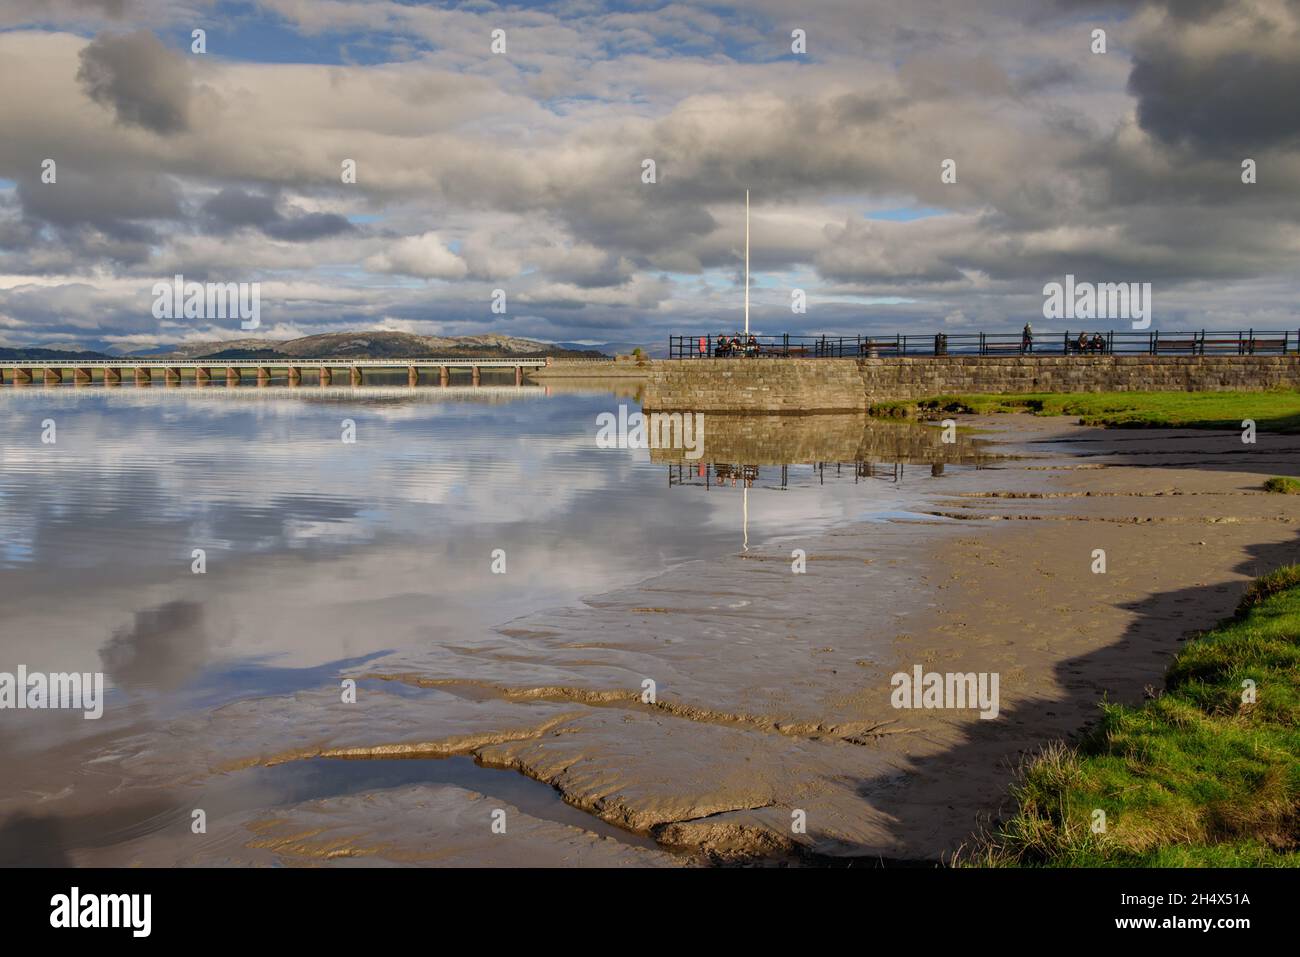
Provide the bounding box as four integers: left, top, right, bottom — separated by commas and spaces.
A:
0, 0, 1297, 351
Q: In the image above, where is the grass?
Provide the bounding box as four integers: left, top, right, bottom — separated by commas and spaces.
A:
870, 389, 1300, 432
1264, 476, 1300, 495
969, 565, 1300, 867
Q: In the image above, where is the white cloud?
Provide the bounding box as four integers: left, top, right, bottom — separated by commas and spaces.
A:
364, 232, 469, 280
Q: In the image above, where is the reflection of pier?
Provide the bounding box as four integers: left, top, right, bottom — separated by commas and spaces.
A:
0, 357, 546, 387
653, 412, 997, 476
668, 460, 932, 490
669, 463, 764, 489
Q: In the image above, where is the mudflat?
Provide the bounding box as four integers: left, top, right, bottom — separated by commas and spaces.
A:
23, 414, 1300, 866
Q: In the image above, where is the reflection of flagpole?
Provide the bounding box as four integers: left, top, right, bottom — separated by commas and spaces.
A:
742, 486, 749, 551
744, 189, 750, 335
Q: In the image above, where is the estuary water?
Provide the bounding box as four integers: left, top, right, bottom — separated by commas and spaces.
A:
0, 382, 989, 865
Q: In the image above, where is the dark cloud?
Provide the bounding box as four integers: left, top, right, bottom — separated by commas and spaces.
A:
202, 187, 354, 241
76, 0, 130, 15
202, 187, 279, 229
0, 204, 38, 250
76, 30, 192, 133
264, 211, 354, 241
15, 169, 180, 246
1130, 49, 1300, 153
546, 257, 632, 288
1128, 5, 1300, 152
1, 0, 131, 23
1148, 0, 1238, 22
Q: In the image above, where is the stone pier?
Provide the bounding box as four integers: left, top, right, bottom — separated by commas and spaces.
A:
643, 355, 1300, 412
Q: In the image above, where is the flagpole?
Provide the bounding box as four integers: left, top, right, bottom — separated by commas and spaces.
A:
744, 189, 750, 335
743, 191, 751, 552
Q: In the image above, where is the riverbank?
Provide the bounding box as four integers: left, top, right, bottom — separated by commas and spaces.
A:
973, 564, 1300, 866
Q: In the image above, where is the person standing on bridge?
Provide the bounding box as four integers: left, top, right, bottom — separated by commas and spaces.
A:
1022, 322, 1034, 354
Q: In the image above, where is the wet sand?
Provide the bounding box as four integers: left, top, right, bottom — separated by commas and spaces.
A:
11, 413, 1300, 866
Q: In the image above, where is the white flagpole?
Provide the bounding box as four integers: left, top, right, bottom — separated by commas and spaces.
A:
742, 192, 751, 552
744, 189, 750, 335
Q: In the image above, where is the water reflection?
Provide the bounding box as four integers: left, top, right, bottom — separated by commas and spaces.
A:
654, 413, 995, 490
0, 388, 998, 863
1, 397, 995, 708
671, 460, 958, 490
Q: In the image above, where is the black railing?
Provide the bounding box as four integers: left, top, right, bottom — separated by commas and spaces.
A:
669, 330, 1299, 359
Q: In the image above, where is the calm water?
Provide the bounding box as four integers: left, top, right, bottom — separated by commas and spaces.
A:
0, 383, 986, 863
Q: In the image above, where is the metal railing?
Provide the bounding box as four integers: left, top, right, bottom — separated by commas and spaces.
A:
669, 330, 1299, 359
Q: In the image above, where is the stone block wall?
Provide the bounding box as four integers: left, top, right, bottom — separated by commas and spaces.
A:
645, 358, 867, 412
641, 356, 1300, 412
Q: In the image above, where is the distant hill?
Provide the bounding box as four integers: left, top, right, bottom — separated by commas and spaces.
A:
0, 347, 114, 361
134, 332, 608, 360
0, 332, 612, 361
195, 348, 288, 360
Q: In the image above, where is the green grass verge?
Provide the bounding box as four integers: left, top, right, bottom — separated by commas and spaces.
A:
869, 390, 1300, 431
1264, 476, 1300, 495
970, 565, 1300, 867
